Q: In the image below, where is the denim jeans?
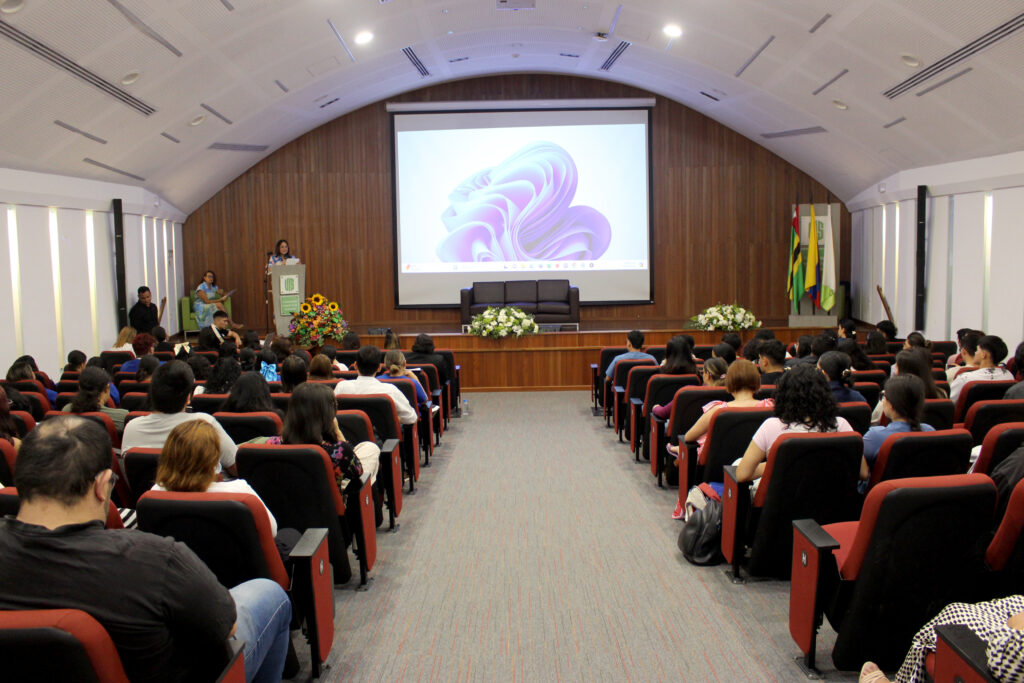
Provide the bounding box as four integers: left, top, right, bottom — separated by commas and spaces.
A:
230, 578, 292, 683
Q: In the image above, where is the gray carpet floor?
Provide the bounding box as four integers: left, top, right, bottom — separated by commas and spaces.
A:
296, 392, 861, 681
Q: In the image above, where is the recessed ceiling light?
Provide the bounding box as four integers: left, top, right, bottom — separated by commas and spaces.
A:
189, 114, 206, 126
832, 99, 848, 110
0, 0, 25, 14
441, 8, 448, 13
354, 31, 373, 45
447, 29, 454, 34
120, 71, 140, 85
663, 24, 683, 38
901, 54, 921, 67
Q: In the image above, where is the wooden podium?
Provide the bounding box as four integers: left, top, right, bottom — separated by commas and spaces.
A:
269, 264, 305, 337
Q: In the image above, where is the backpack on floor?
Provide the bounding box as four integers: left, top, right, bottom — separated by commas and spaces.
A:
678, 494, 723, 566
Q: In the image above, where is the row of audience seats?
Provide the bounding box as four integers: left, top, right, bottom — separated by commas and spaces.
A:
588, 339, 1024, 678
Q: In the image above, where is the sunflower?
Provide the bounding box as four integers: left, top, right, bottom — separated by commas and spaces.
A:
311, 294, 326, 306
300, 302, 312, 314
328, 301, 339, 311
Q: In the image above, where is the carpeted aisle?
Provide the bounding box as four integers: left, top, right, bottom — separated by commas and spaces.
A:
306, 391, 857, 681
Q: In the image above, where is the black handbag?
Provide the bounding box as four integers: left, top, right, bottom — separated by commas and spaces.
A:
678, 497, 724, 566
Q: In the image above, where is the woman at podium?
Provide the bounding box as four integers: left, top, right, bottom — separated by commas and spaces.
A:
267, 239, 300, 269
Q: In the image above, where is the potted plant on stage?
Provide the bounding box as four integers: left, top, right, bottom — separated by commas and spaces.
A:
689, 303, 761, 331
468, 306, 540, 339
289, 293, 349, 350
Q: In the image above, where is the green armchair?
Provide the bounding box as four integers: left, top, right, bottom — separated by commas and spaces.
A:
180, 294, 232, 334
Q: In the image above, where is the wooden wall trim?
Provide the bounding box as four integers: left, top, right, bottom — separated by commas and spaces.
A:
183, 74, 849, 336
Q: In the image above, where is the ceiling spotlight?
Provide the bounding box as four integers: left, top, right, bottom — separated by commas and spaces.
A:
447, 29, 454, 34
441, 8, 448, 13
663, 24, 682, 38
0, 0, 25, 14
354, 31, 373, 45
189, 115, 206, 126
901, 54, 921, 67
832, 100, 848, 110
594, 32, 608, 41
120, 71, 140, 86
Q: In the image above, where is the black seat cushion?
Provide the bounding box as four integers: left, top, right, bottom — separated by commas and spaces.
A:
472, 281, 505, 304
537, 302, 570, 314
537, 279, 569, 301
504, 280, 537, 304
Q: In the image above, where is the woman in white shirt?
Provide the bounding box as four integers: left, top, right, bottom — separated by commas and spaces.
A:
151, 419, 277, 536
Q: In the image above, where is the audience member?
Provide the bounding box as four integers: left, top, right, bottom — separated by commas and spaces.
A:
308, 354, 335, 380
270, 382, 380, 485
946, 327, 976, 368
949, 335, 1013, 403
198, 310, 242, 351
701, 357, 729, 387
711, 342, 736, 366
876, 320, 899, 342
0, 386, 21, 451
321, 344, 347, 372
862, 375, 934, 472
406, 333, 451, 387
239, 347, 257, 372
269, 336, 292, 363
14, 355, 54, 390
340, 331, 360, 350
720, 332, 742, 352
128, 285, 165, 334
153, 420, 278, 536
152, 326, 174, 352
865, 330, 888, 355
335, 346, 417, 425
661, 335, 698, 376
605, 330, 657, 380
206, 357, 242, 395
818, 350, 868, 404
121, 361, 237, 476
292, 349, 312, 367
741, 339, 761, 362
85, 356, 120, 405
839, 338, 875, 371
187, 354, 212, 395
241, 330, 262, 351
220, 372, 282, 417
946, 330, 982, 382
736, 364, 865, 486
219, 341, 238, 359
135, 355, 160, 383
109, 326, 137, 353
753, 329, 775, 342
0, 416, 291, 682
1006, 342, 1024, 399
903, 331, 930, 351
6, 360, 57, 404
838, 318, 857, 340
280, 356, 308, 393
757, 340, 787, 385
784, 335, 815, 367
62, 367, 128, 433
119, 333, 157, 373
384, 329, 401, 350
378, 349, 430, 408
259, 348, 280, 382
64, 349, 87, 374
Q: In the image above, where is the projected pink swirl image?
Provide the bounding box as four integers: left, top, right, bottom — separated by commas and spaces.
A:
436, 142, 611, 262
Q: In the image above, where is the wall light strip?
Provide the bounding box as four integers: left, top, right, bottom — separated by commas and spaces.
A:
880, 204, 887, 322
141, 215, 148, 286
48, 208, 64, 364
6, 206, 23, 355
982, 193, 993, 333
162, 220, 170, 326
85, 210, 99, 355
892, 201, 900, 317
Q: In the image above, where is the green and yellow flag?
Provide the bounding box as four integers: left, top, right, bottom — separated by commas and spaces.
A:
788, 204, 804, 312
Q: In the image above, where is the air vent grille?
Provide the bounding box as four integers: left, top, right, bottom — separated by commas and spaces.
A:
761, 126, 827, 139
403, 47, 430, 76
599, 41, 630, 71
209, 143, 268, 152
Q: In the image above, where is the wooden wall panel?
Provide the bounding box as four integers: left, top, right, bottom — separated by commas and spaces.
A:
183, 75, 849, 333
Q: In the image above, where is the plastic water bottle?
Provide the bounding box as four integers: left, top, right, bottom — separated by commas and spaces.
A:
462, 398, 470, 416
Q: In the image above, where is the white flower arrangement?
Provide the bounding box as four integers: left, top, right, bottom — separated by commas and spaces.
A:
689, 303, 762, 331
469, 306, 540, 339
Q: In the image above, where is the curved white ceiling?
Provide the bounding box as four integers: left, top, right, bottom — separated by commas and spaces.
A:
0, 0, 1022, 214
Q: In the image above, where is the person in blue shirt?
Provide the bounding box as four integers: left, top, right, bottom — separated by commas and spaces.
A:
862, 374, 935, 470
118, 333, 157, 374
605, 330, 657, 380
378, 349, 431, 408
818, 350, 867, 404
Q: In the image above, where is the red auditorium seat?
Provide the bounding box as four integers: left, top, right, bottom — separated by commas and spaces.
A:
650, 386, 730, 488
973, 422, 1024, 476
213, 411, 283, 444
336, 409, 402, 530
632, 373, 699, 461
616, 365, 659, 444
867, 428, 974, 489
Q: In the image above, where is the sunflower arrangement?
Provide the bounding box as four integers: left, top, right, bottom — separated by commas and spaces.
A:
289, 292, 348, 346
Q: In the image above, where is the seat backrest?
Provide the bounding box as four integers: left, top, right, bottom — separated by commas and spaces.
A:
119, 393, 149, 412
99, 351, 134, 372
643, 374, 700, 415
117, 381, 150, 396
831, 474, 995, 671
136, 490, 288, 590
112, 372, 135, 388
336, 410, 374, 444
11, 379, 47, 395
405, 363, 439, 395
335, 394, 400, 442
0, 608, 130, 683
974, 422, 1024, 475
666, 387, 731, 443
189, 393, 228, 414
55, 392, 76, 410
923, 399, 955, 431
837, 402, 872, 435
749, 432, 864, 578
931, 341, 958, 358
692, 345, 714, 361
852, 382, 880, 409
0, 486, 123, 529
378, 377, 418, 411
213, 412, 283, 444
10, 410, 35, 437
986, 477, 1024, 592
699, 407, 774, 484
869, 429, 974, 488
122, 448, 162, 506
626, 366, 661, 403
963, 400, 1024, 446
954, 380, 1015, 422
612, 358, 656, 389
21, 392, 51, 420
851, 370, 887, 389
597, 347, 627, 378
0, 438, 16, 484
236, 444, 350, 571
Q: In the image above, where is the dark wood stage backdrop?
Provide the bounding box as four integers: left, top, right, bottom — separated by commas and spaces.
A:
183, 74, 850, 333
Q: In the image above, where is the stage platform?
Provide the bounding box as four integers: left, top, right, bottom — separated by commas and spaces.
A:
356, 327, 828, 392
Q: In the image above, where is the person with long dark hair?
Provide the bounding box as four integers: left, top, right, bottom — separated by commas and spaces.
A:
661, 335, 697, 376
266, 383, 379, 491
266, 239, 300, 270
736, 363, 864, 485
205, 357, 242, 395
279, 356, 307, 393
839, 338, 875, 371
865, 330, 888, 355
0, 386, 21, 451
818, 350, 868, 404
220, 372, 282, 416
61, 367, 128, 433
64, 350, 87, 374
135, 355, 160, 383
862, 375, 934, 470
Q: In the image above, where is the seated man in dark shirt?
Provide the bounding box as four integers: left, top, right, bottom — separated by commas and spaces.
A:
128, 286, 166, 335
199, 310, 243, 351
0, 416, 292, 683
